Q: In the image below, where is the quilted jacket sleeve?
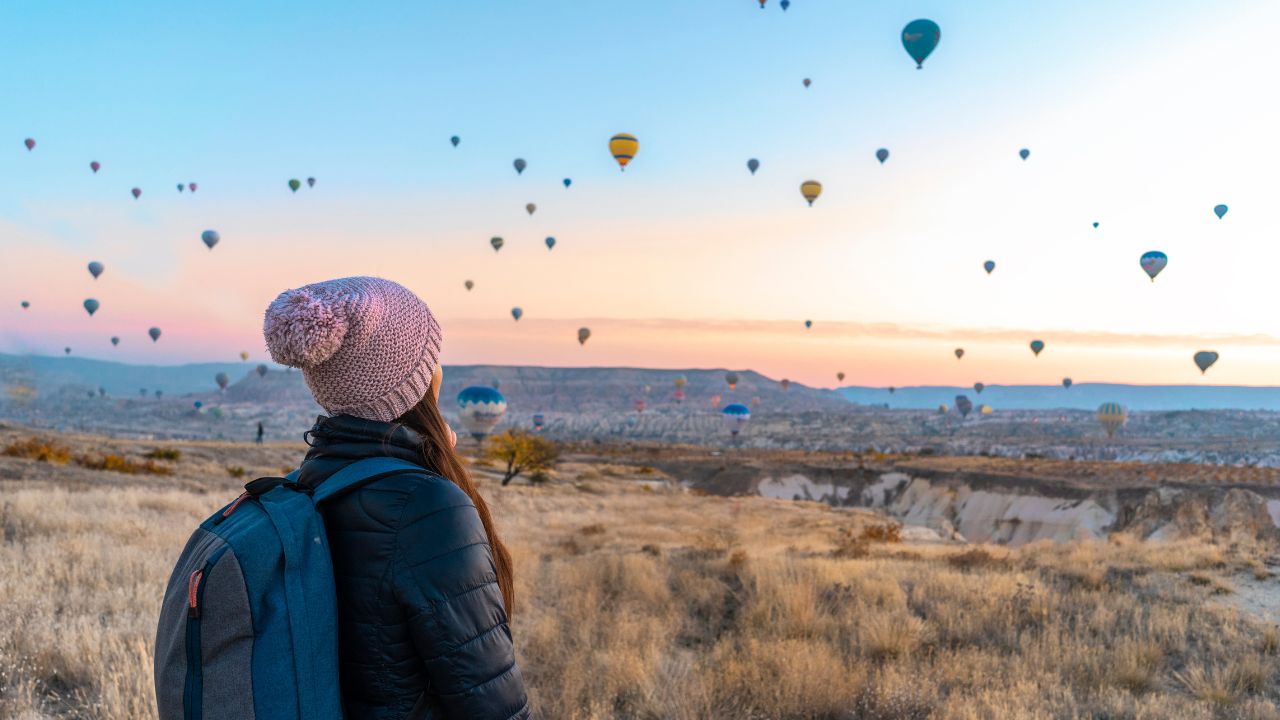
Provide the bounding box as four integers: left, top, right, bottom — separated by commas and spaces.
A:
391, 474, 531, 720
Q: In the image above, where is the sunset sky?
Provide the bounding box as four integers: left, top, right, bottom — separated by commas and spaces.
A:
1, 0, 1277, 387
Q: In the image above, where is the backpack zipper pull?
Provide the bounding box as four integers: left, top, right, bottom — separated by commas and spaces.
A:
188, 569, 203, 618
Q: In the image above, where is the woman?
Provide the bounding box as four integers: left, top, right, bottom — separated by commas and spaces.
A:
263, 276, 530, 720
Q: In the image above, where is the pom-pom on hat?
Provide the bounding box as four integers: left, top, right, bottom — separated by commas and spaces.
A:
263, 276, 442, 422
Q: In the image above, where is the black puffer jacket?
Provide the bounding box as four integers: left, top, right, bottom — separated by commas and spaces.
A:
299, 414, 530, 720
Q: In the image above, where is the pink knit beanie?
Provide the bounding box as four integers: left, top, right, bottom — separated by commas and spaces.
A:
262, 276, 442, 422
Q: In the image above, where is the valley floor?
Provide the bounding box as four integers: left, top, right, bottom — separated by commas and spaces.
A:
1, 427, 1279, 719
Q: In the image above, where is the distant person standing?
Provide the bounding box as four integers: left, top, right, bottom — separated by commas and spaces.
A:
255, 421, 264, 444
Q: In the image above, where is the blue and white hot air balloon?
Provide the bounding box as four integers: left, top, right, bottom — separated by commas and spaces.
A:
1140, 251, 1167, 281
723, 403, 751, 437
457, 386, 507, 441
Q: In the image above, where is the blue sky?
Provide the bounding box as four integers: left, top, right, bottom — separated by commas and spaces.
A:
1, 1, 1276, 387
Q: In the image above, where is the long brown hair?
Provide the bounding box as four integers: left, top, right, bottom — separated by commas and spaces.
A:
392, 391, 516, 614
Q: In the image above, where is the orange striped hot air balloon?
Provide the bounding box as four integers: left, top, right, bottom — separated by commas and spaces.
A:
609, 133, 638, 171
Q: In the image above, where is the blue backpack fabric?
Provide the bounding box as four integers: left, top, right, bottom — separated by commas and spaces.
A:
154, 457, 424, 719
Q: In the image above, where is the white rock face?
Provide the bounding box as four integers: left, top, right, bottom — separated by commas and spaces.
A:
757, 474, 851, 504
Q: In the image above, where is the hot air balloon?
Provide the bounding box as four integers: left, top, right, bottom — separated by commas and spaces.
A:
710, 394, 721, 407
578, 327, 591, 345
464, 280, 474, 291
90, 161, 100, 173
1193, 351, 1219, 374
938, 404, 949, 414
202, 230, 220, 250
189, 182, 198, 192
955, 395, 973, 418
239, 351, 249, 361
723, 403, 751, 437
1140, 251, 1167, 281
131, 188, 141, 200
1030, 340, 1045, 357
88, 261, 104, 279
545, 236, 556, 250
747, 158, 760, 175
256, 364, 268, 378
983, 260, 995, 274
1019, 149, 1030, 161
307, 177, 316, 188
450, 136, 460, 148
725, 371, 739, 390
889, 387, 896, 394
1092, 222, 1099, 228
525, 203, 536, 216
876, 148, 889, 164
1097, 403, 1127, 437
23, 138, 35, 151
1214, 204, 1228, 219
780, 379, 791, 391
149, 327, 162, 342
177, 184, 185, 193
673, 389, 686, 403
215, 372, 229, 391
609, 134, 638, 171
757, 0, 766, 7
974, 382, 985, 394
83, 298, 100, 316
491, 236, 504, 252
20, 301, 29, 309
111, 336, 120, 346
805, 320, 812, 329
980, 404, 994, 416
513, 158, 527, 175
674, 376, 687, 390
634, 399, 647, 413
511, 307, 523, 321
155, 390, 163, 399
836, 372, 845, 382
457, 386, 507, 441
64, 347, 71, 355
288, 179, 301, 193
780, 0, 790, 9
802, 78, 811, 88
901, 19, 940, 68
1063, 377, 1073, 389
800, 180, 822, 206
194, 401, 203, 409
955, 348, 964, 359
532, 413, 545, 432
492, 379, 501, 391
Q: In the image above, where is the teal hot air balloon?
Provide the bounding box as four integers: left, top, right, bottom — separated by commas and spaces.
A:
511, 307, 523, 321
1140, 251, 1167, 281
215, 372, 229, 390
111, 336, 119, 346
901, 19, 940, 69
201, 230, 220, 250
954, 395, 972, 418
804, 320, 812, 329
491, 236, 504, 252
875, 148, 889, 164
1019, 148, 1030, 161
1214, 204, 1228, 219
563, 178, 572, 188
149, 327, 162, 342
1193, 351, 1219, 374
983, 260, 995, 275
450, 135, 460, 147
20, 300, 29, 309
545, 236, 556, 250
1092, 222, 1100, 228
457, 386, 507, 441
747, 158, 760, 175
723, 403, 751, 437
974, 382, 985, 394
83, 298, 100, 316
780, 0, 790, 8
288, 179, 301, 193
513, 158, 527, 175
1062, 377, 1073, 389
1030, 339, 1045, 356
88, 261, 104, 279
257, 363, 268, 378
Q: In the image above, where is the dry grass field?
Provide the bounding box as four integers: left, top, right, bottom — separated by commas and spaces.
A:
2, 427, 1279, 719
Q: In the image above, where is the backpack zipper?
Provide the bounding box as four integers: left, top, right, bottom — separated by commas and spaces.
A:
182, 548, 226, 720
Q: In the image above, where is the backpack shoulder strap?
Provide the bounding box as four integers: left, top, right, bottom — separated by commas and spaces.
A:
310, 457, 426, 505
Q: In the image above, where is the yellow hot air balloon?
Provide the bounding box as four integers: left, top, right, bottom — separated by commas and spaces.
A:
1097, 402, 1127, 438
239, 351, 249, 361
800, 180, 822, 206
609, 133, 638, 171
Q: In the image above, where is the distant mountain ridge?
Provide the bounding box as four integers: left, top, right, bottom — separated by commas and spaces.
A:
839, 384, 1280, 411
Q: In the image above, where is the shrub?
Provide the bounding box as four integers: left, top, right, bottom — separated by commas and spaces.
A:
226, 466, 247, 479
75, 454, 172, 476
860, 523, 902, 544
485, 430, 559, 486
144, 448, 182, 461
3, 438, 71, 464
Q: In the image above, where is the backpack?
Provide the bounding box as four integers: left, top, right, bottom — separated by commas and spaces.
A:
154, 456, 424, 719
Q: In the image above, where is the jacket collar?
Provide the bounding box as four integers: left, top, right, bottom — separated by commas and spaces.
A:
303, 414, 425, 464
